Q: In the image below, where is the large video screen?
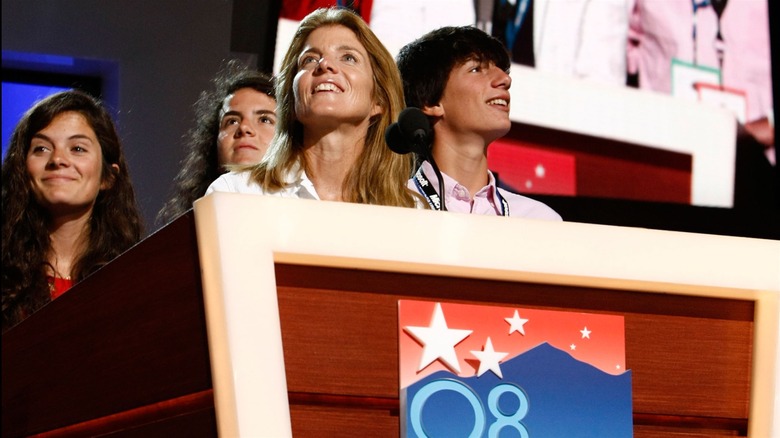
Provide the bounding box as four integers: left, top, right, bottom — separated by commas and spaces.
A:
272, 0, 775, 211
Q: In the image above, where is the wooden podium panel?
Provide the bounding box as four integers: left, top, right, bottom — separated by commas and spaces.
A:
1, 212, 217, 437
194, 194, 779, 437
275, 263, 753, 436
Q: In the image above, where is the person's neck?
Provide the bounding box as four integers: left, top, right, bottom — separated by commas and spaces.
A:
431, 132, 490, 198
302, 126, 365, 201
47, 209, 91, 279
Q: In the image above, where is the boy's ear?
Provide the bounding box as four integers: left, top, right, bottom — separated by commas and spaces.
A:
422, 103, 444, 117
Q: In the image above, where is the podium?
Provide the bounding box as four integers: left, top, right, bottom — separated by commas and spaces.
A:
1, 210, 216, 436
3, 194, 779, 437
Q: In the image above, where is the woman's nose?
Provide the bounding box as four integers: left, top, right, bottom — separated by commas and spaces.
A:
315, 56, 337, 73
235, 120, 255, 137
47, 150, 69, 168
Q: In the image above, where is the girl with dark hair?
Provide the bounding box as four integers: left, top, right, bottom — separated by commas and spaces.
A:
2, 89, 143, 331
157, 60, 276, 225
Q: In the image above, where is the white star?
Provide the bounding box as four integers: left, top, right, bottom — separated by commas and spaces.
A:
535, 163, 546, 178
580, 327, 591, 339
616, 364, 622, 370
470, 337, 508, 378
570, 344, 576, 350
404, 303, 472, 373
505, 310, 529, 335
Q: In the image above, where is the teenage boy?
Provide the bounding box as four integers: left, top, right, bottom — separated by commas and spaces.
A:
396, 26, 561, 220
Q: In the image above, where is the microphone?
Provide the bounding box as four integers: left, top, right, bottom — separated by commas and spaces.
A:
385, 107, 448, 211
384, 123, 410, 155
397, 107, 431, 153
385, 107, 431, 156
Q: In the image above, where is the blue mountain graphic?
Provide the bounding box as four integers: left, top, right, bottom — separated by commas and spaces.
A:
402, 342, 633, 437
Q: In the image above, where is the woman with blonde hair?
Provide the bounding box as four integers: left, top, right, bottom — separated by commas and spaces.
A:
208, 7, 419, 208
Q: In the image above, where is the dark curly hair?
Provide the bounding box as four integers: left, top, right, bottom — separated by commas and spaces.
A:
156, 59, 275, 225
396, 26, 510, 110
2, 90, 144, 331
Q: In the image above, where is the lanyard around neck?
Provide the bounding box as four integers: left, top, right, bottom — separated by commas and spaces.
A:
413, 165, 509, 216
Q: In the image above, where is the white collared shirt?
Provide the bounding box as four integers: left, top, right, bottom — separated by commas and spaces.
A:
408, 161, 562, 220
206, 163, 319, 200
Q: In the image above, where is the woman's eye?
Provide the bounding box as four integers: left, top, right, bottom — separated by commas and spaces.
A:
300, 55, 319, 67
72, 145, 86, 153
221, 117, 239, 128
343, 53, 357, 62
260, 116, 276, 125
30, 145, 49, 154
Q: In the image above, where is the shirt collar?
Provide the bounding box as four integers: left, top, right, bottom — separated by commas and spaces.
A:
285, 160, 320, 200
419, 160, 498, 200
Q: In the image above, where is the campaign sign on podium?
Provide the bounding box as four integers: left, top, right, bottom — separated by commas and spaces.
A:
399, 300, 632, 437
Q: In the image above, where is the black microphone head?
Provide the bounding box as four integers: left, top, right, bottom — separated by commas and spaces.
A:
397, 107, 431, 150
384, 122, 412, 155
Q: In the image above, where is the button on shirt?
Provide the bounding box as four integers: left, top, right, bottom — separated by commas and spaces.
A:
408, 161, 562, 220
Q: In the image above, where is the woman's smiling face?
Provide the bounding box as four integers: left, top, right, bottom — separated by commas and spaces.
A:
293, 24, 381, 129
26, 111, 111, 216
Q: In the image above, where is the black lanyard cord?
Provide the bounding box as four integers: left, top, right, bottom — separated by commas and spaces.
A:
413, 164, 509, 216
